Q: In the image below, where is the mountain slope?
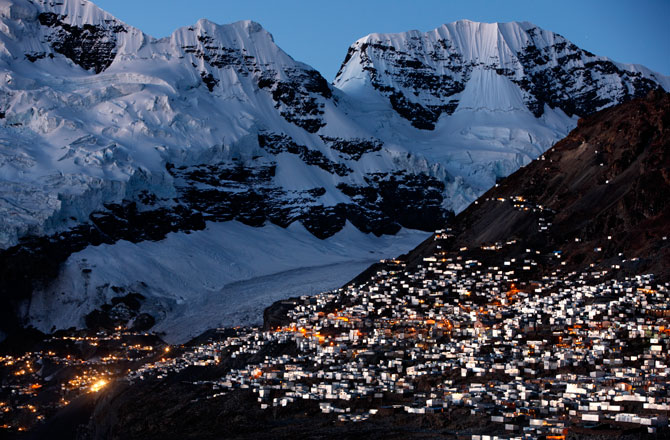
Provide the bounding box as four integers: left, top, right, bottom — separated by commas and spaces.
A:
402, 90, 670, 280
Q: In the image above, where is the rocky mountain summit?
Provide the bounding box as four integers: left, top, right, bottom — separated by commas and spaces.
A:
335, 20, 667, 129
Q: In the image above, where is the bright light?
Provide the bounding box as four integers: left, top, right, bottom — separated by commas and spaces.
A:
90, 379, 108, 392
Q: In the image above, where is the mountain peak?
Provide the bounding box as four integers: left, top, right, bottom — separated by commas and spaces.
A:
238, 19, 269, 35
334, 20, 668, 129
0, 0, 150, 73
30, 0, 127, 28
441, 18, 537, 27
171, 17, 279, 60
192, 18, 268, 36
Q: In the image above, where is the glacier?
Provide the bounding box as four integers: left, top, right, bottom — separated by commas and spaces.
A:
28, 221, 429, 343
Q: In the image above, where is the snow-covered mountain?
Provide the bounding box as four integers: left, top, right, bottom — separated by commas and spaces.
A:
0, 0, 446, 248
334, 20, 670, 197
0, 0, 667, 341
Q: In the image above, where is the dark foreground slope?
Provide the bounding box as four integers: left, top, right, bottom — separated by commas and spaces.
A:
404, 89, 670, 279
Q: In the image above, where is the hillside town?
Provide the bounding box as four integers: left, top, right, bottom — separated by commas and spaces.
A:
125, 230, 670, 439
1, 224, 668, 438
0, 329, 166, 432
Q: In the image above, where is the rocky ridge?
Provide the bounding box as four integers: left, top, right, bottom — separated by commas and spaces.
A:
335, 20, 668, 129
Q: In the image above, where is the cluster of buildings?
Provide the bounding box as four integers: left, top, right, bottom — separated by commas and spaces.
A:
129, 232, 670, 439
2, 194, 667, 439
0, 329, 165, 433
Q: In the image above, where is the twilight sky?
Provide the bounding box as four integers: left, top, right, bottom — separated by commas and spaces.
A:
94, 0, 670, 81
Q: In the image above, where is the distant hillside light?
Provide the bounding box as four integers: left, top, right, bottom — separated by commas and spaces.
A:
90, 379, 108, 392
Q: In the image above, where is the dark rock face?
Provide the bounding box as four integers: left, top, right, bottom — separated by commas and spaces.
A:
182, 33, 261, 93
168, 159, 306, 228
183, 33, 260, 73
180, 27, 332, 132
257, 69, 331, 133
182, 27, 333, 133
169, 137, 450, 239
511, 29, 661, 117
388, 91, 458, 130
25, 51, 53, 62
336, 172, 450, 234
346, 40, 467, 130
85, 292, 155, 331
37, 12, 124, 73
320, 136, 382, 161
258, 133, 351, 176
199, 71, 219, 91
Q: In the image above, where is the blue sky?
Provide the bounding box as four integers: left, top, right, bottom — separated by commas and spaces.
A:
94, 0, 669, 81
